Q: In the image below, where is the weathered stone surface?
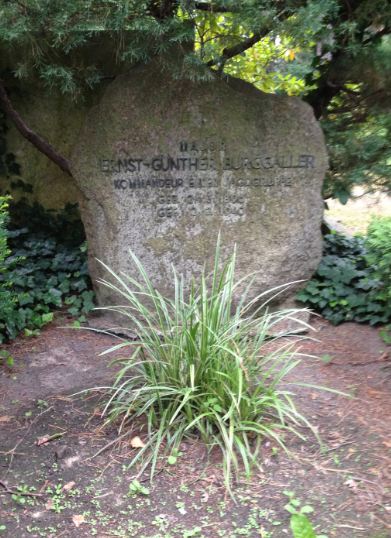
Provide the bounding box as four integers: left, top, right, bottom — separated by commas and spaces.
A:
0, 42, 123, 210
71, 62, 328, 307
1, 86, 86, 209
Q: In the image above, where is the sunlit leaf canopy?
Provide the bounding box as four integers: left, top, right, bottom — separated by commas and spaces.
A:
193, 0, 345, 95
0, 0, 390, 201
0, 0, 354, 94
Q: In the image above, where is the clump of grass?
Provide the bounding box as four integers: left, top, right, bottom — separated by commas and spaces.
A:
95, 240, 318, 493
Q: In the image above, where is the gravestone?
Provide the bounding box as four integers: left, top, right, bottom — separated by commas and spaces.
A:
71, 62, 328, 308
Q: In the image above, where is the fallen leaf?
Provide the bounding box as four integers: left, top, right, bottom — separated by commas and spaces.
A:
36, 435, 51, 446
36, 432, 65, 446
72, 514, 85, 527
130, 436, 145, 448
63, 481, 76, 492
39, 480, 49, 494
0, 416, 11, 423
344, 478, 359, 492
45, 499, 54, 511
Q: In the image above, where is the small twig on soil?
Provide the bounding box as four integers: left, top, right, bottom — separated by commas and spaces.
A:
335, 402, 356, 426
36, 431, 66, 446
324, 440, 355, 452
329, 351, 389, 367
39, 480, 50, 494
94, 491, 113, 498
53, 531, 68, 538
96, 453, 120, 478
4, 406, 53, 474
0, 479, 44, 497
87, 430, 134, 459
334, 499, 353, 513
301, 459, 357, 475
52, 395, 73, 402
349, 475, 385, 490
47, 423, 67, 431
137, 467, 165, 483
335, 524, 366, 530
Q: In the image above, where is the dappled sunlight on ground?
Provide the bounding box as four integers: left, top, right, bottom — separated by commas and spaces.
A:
326, 188, 391, 236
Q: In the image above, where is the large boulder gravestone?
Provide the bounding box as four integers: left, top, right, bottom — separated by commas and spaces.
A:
71, 62, 328, 308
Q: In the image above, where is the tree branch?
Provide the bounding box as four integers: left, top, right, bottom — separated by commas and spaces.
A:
0, 81, 72, 177
206, 32, 263, 67
193, 2, 236, 13
303, 1, 390, 120
305, 78, 342, 120
149, 0, 177, 19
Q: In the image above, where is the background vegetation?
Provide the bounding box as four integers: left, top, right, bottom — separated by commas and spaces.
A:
297, 219, 391, 326
0, 200, 94, 344
0, 1, 390, 341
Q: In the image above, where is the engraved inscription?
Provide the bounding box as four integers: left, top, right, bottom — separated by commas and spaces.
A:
102, 141, 316, 219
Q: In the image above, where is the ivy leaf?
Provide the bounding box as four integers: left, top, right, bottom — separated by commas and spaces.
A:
290, 513, 317, 538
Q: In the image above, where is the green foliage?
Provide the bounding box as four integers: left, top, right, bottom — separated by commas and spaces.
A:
0, 231, 94, 342
127, 480, 150, 497
0, 202, 94, 343
297, 232, 391, 325
192, 3, 334, 96
319, 33, 391, 200
96, 240, 321, 495
0, 110, 20, 178
0, 0, 336, 92
0, 349, 14, 368
0, 196, 10, 269
191, 3, 391, 200
0, 196, 16, 336
379, 325, 391, 345
366, 217, 391, 306
10, 484, 37, 507
0, 0, 199, 97
284, 491, 327, 538
8, 200, 86, 247
323, 84, 391, 202
290, 514, 317, 538
167, 447, 182, 465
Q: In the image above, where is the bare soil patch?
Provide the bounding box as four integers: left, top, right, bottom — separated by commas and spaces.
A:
0, 316, 390, 537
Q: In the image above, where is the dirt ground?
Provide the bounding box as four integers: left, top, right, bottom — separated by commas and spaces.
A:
326, 189, 391, 235
0, 315, 390, 538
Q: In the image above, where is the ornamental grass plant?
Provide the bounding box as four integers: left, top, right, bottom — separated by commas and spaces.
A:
95, 240, 318, 493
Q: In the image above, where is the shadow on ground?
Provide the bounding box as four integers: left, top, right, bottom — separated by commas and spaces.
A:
0, 316, 390, 537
